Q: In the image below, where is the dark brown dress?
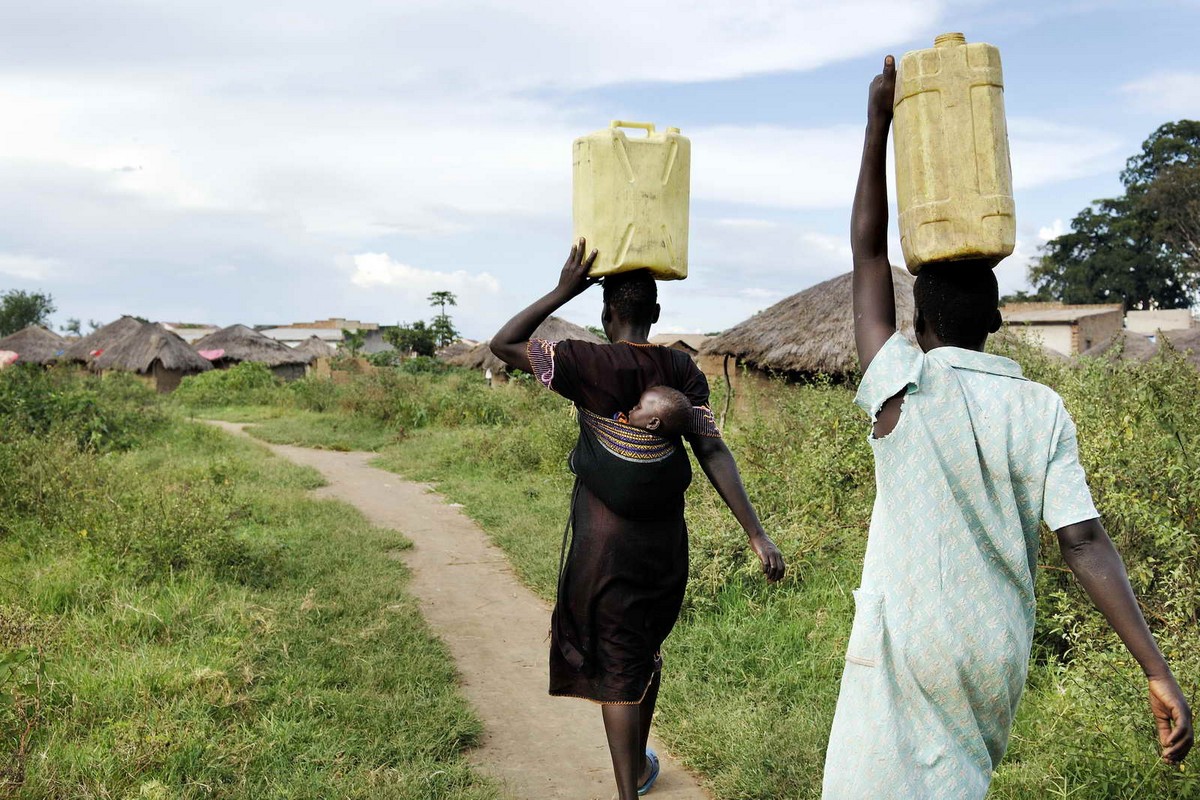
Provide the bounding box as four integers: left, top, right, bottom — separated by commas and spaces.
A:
527, 338, 720, 704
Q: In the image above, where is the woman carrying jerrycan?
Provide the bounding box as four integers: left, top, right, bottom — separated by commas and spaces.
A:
490, 242, 785, 799
821, 52, 1193, 799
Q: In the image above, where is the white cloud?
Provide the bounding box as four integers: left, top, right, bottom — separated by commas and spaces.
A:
0, 253, 59, 280
344, 252, 500, 298
1119, 71, 1200, 117
1007, 118, 1124, 190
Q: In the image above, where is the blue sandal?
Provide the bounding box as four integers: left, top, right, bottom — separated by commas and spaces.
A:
637, 749, 660, 796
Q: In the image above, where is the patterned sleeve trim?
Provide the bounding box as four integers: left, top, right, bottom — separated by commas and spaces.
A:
527, 338, 558, 389
690, 405, 722, 438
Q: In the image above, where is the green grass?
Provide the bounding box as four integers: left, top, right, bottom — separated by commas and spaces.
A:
170, 353, 1200, 799
3, 420, 497, 799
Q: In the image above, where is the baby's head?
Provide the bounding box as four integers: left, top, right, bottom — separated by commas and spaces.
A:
627, 385, 691, 437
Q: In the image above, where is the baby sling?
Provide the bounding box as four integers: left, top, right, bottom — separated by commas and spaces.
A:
552, 407, 692, 674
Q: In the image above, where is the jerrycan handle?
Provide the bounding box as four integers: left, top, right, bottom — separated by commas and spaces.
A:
610, 120, 656, 136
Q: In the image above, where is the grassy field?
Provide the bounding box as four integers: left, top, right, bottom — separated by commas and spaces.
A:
177, 349, 1200, 797
0, 368, 498, 799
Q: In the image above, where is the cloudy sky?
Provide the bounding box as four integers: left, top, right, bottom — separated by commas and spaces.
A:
2, 0, 1198, 339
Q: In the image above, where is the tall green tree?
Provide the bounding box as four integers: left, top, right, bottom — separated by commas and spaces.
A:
340, 328, 366, 357
1031, 120, 1200, 309
0, 290, 56, 336
383, 321, 436, 357
427, 290, 459, 347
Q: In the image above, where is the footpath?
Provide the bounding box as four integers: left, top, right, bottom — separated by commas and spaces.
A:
208, 421, 710, 800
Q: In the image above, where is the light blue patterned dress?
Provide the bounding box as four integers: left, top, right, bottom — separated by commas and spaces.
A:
822, 333, 1100, 799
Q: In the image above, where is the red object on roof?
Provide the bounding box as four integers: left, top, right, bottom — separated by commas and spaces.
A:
198, 349, 226, 361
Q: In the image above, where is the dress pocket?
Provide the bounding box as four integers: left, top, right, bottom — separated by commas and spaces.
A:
845, 589, 884, 668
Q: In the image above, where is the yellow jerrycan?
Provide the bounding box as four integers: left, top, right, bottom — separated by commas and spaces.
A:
893, 32, 1015, 273
573, 121, 690, 281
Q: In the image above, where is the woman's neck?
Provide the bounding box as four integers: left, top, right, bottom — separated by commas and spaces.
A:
606, 322, 651, 344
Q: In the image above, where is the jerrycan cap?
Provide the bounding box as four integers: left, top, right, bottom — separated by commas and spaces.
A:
934, 32, 967, 47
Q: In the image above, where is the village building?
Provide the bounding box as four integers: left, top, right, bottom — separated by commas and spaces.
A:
193, 324, 313, 381
60, 316, 147, 367
1162, 327, 1200, 369
1079, 329, 1159, 363
648, 333, 710, 357
0, 325, 68, 365
1124, 309, 1196, 336
258, 318, 393, 354
1000, 303, 1125, 356
702, 267, 917, 381
91, 322, 212, 392
446, 316, 603, 381
293, 335, 337, 360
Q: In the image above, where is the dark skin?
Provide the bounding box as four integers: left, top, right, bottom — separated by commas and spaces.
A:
852, 55, 1192, 765
491, 238, 785, 798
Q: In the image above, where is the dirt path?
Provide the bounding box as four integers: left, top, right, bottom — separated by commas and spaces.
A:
208, 421, 711, 800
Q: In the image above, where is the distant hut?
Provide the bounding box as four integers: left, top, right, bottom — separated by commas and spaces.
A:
436, 339, 477, 363
453, 316, 604, 379
649, 333, 710, 357
1079, 330, 1159, 363
0, 325, 67, 365
193, 324, 313, 381
92, 323, 212, 392
1162, 327, 1200, 368
294, 335, 337, 361
702, 268, 916, 380
60, 316, 146, 367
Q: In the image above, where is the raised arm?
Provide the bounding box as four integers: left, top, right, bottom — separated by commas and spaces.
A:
1056, 518, 1193, 763
852, 55, 898, 372
490, 239, 597, 373
689, 435, 785, 583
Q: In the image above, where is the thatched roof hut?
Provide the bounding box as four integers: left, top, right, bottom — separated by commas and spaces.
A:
60, 316, 146, 365
454, 316, 604, 374
194, 324, 313, 381
93, 323, 212, 392
702, 267, 916, 377
294, 335, 337, 361
0, 326, 67, 365
1079, 329, 1159, 363
435, 339, 476, 363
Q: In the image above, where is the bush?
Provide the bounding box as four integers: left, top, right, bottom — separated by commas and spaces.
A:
173, 362, 284, 408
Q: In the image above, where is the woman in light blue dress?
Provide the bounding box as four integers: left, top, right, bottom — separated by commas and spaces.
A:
822, 55, 1193, 799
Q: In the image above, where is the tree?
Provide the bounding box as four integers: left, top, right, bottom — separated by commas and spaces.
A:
427, 290, 459, 347
60, 318, 82, 337
0, 290, 55, 337
341, 328, 366, 357
383, 321, 436, 357
1031, 120, 1200, 309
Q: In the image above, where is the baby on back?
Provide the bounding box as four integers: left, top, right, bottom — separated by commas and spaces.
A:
617, 385, 693, 437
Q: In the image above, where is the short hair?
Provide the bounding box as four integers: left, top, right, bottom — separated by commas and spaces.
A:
912, 261, 1000, 346
603, 270, 658, 327
643, 385, 692, 436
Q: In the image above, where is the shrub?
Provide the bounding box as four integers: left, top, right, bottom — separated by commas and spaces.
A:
173, 362, 283, 408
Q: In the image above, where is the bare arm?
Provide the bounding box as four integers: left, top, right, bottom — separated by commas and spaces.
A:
689, 434, 785, 582
490, 240, 597, 373
1057, 518, 1193, 763
852, 55, 898, 372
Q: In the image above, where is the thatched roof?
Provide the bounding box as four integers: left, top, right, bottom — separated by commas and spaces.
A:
60, 316, 146, 364
1080, 329, 1159, 363
193, 324, 313, 367
293, 335, 337, 360
454, 316, 605, 372
92, 323, 212, 374
436, 340, 476, 362
702, 267, 916, 376
0, 326, 67, 364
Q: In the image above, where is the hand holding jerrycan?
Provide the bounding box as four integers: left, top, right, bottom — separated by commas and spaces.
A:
573, 121, 690, 280
893, 33, 1016, 273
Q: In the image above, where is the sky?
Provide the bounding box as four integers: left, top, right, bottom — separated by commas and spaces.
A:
1, 0, 1199, 340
